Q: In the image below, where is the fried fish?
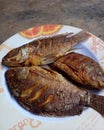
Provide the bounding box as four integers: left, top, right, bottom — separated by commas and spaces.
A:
54, 52, 104, 89
2, 31, 90, 67
5, 66, 104, 117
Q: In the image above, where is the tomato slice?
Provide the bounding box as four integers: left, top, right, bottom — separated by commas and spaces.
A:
20, 26, 43, 38
42, 24, 62, 35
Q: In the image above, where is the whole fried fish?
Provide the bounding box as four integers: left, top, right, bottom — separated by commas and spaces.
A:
54, 52, 104, 89
5, 66, 104, 117
2, 31, 90, 67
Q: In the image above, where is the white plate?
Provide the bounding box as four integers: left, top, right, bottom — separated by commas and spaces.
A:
0, 24, 104, 130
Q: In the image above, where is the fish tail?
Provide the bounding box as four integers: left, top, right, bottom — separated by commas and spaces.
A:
87, 93, 104, 116
71, 31, 91, 43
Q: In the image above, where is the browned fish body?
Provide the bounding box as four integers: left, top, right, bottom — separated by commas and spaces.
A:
5, 66, 104, 117
2, 31, 90, 67
54, 52, 104, 89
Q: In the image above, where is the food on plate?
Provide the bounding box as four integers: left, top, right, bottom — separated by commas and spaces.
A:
2, 28, 104, 118
5, 66, 104, 117
2, 31, 90, 67
54, 52, 104, 89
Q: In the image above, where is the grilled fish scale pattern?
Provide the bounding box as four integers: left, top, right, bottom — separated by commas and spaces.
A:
5, 66, 87, 116
5, 66, 104, 117
54, 52, 104, 89
2, 31, 90, 66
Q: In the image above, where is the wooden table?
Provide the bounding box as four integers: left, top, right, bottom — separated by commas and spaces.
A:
0, 0, 104, 43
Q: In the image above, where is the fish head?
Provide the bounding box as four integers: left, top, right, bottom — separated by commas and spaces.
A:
2, 46, 29, 67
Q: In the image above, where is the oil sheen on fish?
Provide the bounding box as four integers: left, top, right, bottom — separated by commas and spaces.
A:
54, 52, 104, 89
2, 31, 90, 67
5, 66, 104, 117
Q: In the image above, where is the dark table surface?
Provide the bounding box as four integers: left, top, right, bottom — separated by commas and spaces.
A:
0, 0, 104, 44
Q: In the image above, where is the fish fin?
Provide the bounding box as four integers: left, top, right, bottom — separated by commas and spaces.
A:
42, 54, 56, 64
65, 32, 73, 37
88, 93, 104, 116
71, 31, 91, 43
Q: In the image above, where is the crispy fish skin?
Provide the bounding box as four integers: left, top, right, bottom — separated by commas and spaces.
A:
2, 31, 90, 67
54, 52, 104, 89
5, 66, 104, 117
